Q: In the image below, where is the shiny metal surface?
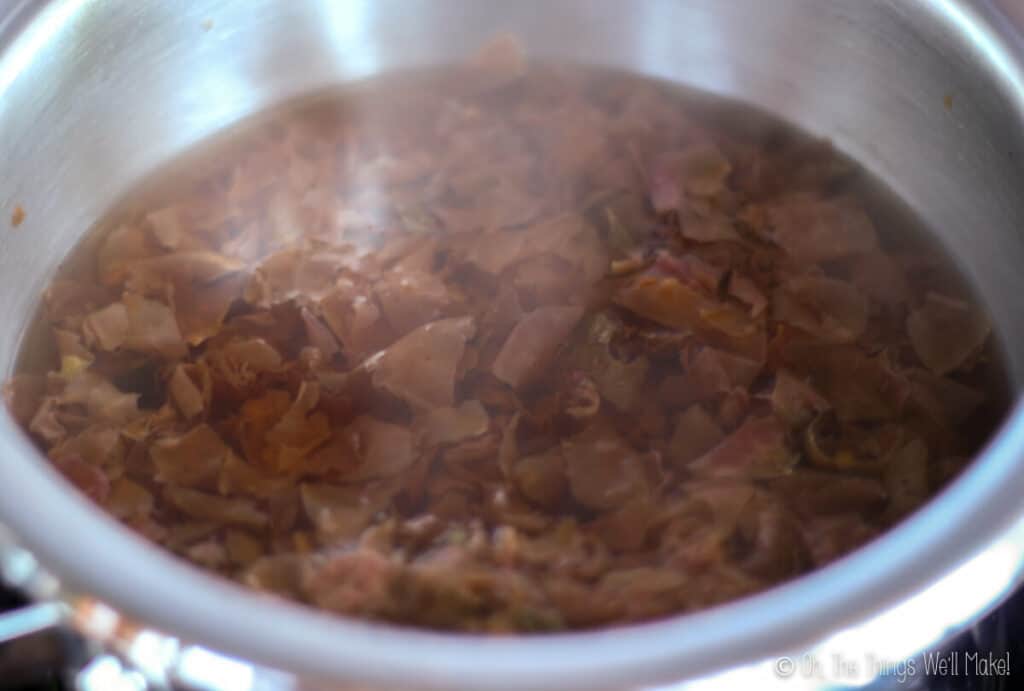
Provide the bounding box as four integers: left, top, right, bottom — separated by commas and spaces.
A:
2, 1, 1024, 689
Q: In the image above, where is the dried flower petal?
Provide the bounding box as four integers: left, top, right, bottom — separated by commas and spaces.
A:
667, 405, 724, 467
3, 374, 45, 426
165, 486, 268, 527
751, 195, 878, 263
300, 483, 374, 540
341, 416, 415, 480
121, 293, 188, 359
774, 275, 868, 344
320, 280, 393, 362
52, 455, 110, 503
151, 424, 230, 487
107, 477, 154, 518
82, 302, 130, 351
416, 400, 490, 447
562, 426, 650, 511
368, 316, 475, 409
689, 416, 796, 479
493, 306, 583, 389
907, 292, 990, 375
512, 447, 567, 509
375, 269, 453, 335
770, 370, 830, 427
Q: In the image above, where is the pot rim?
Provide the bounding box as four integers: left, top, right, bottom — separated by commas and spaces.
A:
2, 0, 1024, 689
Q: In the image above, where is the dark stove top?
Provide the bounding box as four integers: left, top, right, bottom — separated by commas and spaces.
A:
1, 585, 1022, 690
0, 589, 60, 691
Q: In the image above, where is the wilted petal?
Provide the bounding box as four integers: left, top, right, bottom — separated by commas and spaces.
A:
53, 329, 94, 366
774, 275, 868, 344
568, 313, 648, 410
589, 495, 658, 552
244, 554, 307, 597
320, 280, 394, 362
340, 416, 415, 480
151, 424, 230, 487
107, 477, 154, 518
844, 252, 910, 306
727, 272, 767, 317
50, 426, 123, 468
52, 455, 109, 503
884, 438, 929, 518
493, 306, 583, 389
238, 389, 292, 467
769, 470, 887, 518
907, 292, 990, 375
127, 251, 244, 294
680, 214, 741, 244
512, 446, 567, 510
415, 400, 490, 447
218, 451, 289, 498
660, 346, 760, 409
3, 374, 45, 426
59, 372, 140, 425
300, 307, 341, 360
300, 483, 374, 540
208, 337, 284, 391
771, 369, 830, 427
689, 416, 796, 479
145, 206, 185, 249
905, 368, 986, 425
263, 382, 332, 471
802, 514, 879, 566
82, 302, 129, 351
614, 273, 764, 360
225, 530, 265, 566
369, 316, 475, 409
655, 252, 723, 294
97, 224, 160, 286
165, 486, 268, 527
752, 195, 878, 263
562, 425, 650, 511
736, 500, 808, 580
687, 347, 762, 395
174, 273, 247, 346
375, 269, 454, 335
667, 405, 724, 467
648, 144, 731, 212
168, 364, 206, 420
121, 293, 188, 359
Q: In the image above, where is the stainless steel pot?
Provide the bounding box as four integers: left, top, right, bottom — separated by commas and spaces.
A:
3, 1, 1024, 689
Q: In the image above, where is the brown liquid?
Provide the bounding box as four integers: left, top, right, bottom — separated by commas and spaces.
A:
7, 60, 1011, 632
